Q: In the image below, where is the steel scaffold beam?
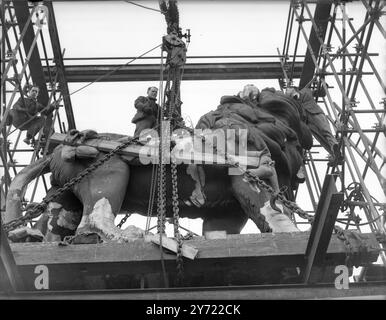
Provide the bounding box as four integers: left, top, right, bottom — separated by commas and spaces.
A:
42, 62, 304, 82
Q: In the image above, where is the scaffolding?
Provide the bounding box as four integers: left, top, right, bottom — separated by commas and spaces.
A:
280, 0, 386, 269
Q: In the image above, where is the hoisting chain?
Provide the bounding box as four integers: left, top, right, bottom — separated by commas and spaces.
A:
171, 157, 184, 285
164, 67, 185, 285
158, 32, 186, 284
3, 135, 139, 233
116, 213, 132, 229
156, 63, 177, 236
157, 0, 187, 286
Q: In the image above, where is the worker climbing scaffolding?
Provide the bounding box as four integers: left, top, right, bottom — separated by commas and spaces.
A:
7, 84, 58, 145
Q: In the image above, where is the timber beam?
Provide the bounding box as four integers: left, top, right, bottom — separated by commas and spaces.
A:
42, 62, 303, 82
9, 232, 379, 291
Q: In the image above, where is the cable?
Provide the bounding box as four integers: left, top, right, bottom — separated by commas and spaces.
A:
124, 1, 165, 14
68, 43, 162, 97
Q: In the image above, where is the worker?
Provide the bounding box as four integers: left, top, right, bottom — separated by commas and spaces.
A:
8, 85, 57, 145
131, 86, 160, 138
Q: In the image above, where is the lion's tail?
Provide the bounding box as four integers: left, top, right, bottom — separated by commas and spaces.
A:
4, 154, 52, 224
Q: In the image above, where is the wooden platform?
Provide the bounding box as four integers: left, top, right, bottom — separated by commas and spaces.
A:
9, 232, 380, 291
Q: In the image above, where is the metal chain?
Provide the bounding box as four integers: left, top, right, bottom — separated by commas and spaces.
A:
3, 136, 139, 233
116, 213, 132, 229
159, 44, 185, 284
167, 64, 184, 285
156, 56, 180, 235
156, 162, 167, 234
171, 158, 184, 285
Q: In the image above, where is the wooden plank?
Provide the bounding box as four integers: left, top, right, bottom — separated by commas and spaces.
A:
302, 175, 344, 283
144, 234, 198, 260
10, 232, 379, 266
48, 132, 261, 168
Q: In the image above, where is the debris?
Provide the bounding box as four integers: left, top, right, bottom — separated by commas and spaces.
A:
145, 233, 198, 260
